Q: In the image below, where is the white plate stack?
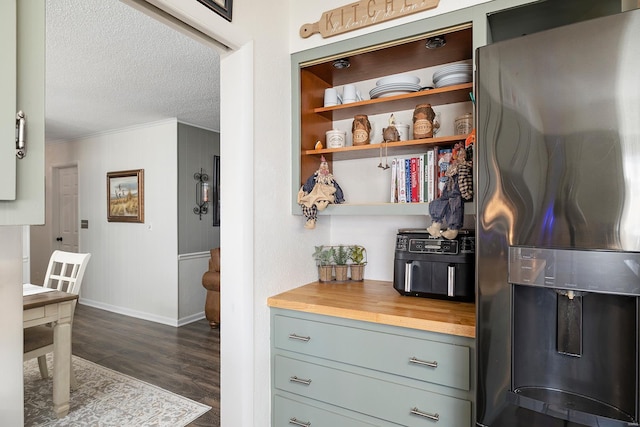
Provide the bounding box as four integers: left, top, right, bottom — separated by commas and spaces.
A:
432, 62, 472, 88
369, 73, 421, 99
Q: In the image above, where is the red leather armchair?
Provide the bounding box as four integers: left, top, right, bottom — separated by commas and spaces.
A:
201, 248, 220, 328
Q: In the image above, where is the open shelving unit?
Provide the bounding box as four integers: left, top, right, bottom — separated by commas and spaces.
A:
293, 23, 475, 215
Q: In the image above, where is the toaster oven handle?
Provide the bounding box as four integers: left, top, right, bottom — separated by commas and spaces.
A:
404, 261, 414, 293
447, 264, 455, 297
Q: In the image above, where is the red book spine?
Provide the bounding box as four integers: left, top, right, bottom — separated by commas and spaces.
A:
410, 157, 418, 203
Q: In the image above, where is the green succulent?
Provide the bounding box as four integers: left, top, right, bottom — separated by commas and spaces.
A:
313, 245, 333, 266
349, 245, 367, 265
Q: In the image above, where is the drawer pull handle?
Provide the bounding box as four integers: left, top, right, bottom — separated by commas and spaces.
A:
289, 417, 311, 426
289, 376, 312, 385
288, 333, 311, 342
409, 357, 438, 368
410, 407, 440, 421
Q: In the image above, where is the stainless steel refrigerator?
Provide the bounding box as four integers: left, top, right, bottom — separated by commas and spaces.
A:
476, 8, 640, 427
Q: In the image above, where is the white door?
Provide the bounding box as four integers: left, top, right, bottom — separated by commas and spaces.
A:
53, 165, 78, 252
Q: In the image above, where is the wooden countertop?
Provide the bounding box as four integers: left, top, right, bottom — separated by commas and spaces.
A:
267, 280, 476, 338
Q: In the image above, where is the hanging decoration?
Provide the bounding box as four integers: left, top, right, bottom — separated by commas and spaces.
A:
300, 0, 440, 39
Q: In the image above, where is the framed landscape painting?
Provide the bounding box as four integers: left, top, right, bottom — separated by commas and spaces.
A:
197, 0, 232, 21
107, 169, 144, 223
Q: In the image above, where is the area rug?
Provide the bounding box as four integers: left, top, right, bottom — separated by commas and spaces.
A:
24, 355, 211, 427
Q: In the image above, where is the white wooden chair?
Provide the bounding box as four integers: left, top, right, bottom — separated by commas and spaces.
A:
23, 250, 91, 389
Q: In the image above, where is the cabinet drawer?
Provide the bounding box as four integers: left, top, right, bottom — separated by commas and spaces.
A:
275, 355, 471, 427
275, 314, 470, 390
274, 395, 378, 427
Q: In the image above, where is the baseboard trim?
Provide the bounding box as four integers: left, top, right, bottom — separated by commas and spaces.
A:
79, 299, 206, 327
178, 311, 207, 326
79, 298, 177, 327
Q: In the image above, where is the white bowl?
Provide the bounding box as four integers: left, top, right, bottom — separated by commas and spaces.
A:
376, 73, 420, 87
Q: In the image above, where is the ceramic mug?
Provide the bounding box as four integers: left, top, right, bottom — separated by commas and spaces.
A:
324, 88, 342, 107
396, 123, 410, 141
342, 84, 362, 104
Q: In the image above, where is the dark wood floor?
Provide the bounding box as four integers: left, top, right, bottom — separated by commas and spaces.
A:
71, 304, 220, 426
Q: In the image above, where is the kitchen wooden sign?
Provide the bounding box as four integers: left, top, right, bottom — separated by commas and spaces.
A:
300, 0, 440, 39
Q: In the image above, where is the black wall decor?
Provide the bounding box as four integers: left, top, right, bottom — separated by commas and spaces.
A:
213, 155, 220, 227
197, 0, 232, 22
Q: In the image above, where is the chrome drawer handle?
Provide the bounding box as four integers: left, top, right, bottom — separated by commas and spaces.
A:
410, 407, 440, 421
288, 333, 311, 342
289, 376, 312, 385
15, 111, 26, 159
289, 417, 311, 426
409, 357, 438, 368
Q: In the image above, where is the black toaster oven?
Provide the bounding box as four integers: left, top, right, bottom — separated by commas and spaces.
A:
393, 229, 475, 301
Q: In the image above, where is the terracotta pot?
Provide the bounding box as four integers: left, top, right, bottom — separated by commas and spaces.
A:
318, 265, 333, 282
350, 264, 365, 281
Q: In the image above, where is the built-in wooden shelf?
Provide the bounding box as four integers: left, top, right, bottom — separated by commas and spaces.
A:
303, 133, 470, 161
312, 83, 473, 121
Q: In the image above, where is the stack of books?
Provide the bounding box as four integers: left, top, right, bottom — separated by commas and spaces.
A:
389, 145, 453, 203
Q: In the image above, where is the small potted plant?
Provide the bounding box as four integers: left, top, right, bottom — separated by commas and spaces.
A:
349, 245, 367, 281
332, 245, 351, 281
313, 246, 334, 282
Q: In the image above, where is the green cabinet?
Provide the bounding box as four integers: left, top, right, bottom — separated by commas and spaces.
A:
0, 0, 45, 225
271, 309, 475, 427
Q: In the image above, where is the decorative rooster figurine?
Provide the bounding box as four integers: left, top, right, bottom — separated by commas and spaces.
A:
382, 114, 400, 142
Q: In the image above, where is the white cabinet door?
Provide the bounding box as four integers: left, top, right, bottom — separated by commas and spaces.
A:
0, 1, 17, 200
0, 0, 45, 225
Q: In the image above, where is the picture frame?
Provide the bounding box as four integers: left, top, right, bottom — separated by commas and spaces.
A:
197, 0, 233, 22
213, 155, 220, 227
107, 169, 144, 223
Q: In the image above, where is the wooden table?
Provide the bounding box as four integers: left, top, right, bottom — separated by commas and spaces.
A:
23, 284, 78, 418
267, 280, 476, 338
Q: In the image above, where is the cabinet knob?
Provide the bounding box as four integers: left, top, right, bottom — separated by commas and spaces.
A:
56, 237, 63, 242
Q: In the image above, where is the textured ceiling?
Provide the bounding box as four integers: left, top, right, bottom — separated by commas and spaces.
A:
45, 0, 220, 142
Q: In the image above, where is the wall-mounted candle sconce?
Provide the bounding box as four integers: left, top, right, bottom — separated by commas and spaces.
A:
193, 168, 210, 220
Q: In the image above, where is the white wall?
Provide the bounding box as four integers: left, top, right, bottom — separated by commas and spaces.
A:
44, 119, 180, 324
137, 1, 503, 426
